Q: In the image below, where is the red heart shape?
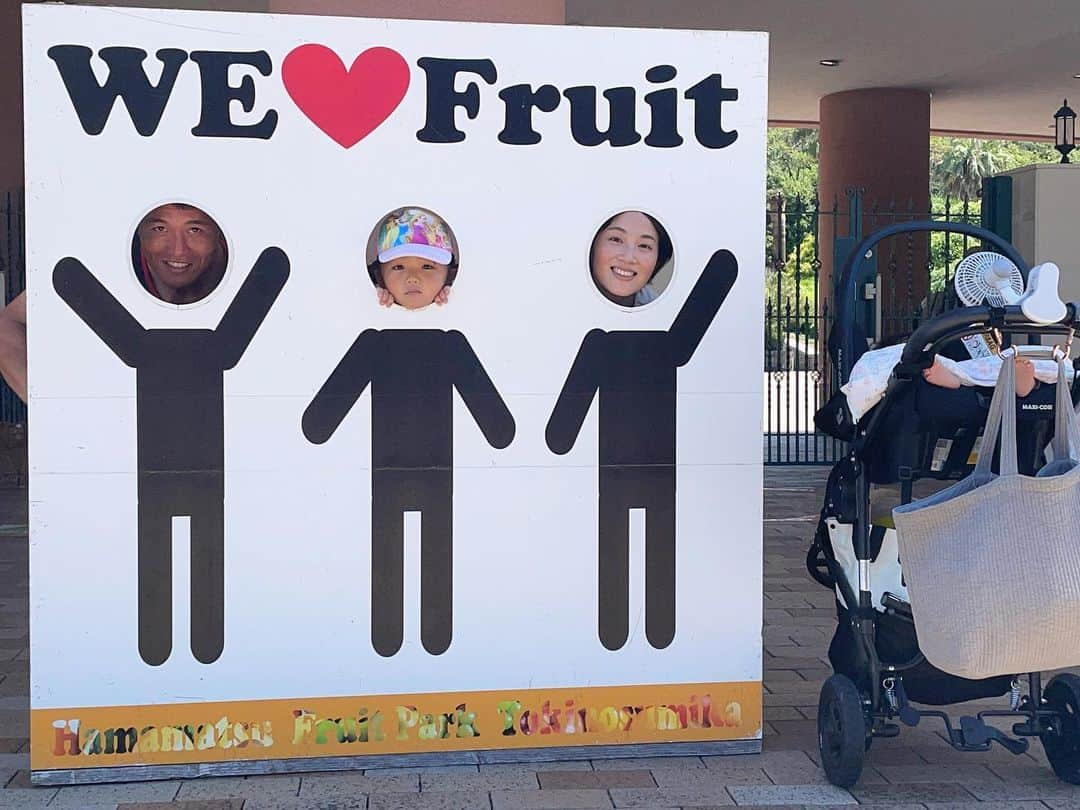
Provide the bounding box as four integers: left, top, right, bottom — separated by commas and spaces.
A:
282, 44, 410, 148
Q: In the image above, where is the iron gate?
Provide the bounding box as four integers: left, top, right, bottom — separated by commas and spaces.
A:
764, 192, 981, 465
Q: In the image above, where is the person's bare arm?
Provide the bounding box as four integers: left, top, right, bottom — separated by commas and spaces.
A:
0, 293, 26, 404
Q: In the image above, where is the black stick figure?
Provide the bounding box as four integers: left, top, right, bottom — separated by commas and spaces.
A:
52, 248, 290, 666
546, 250, 738, 651
302, 330, 515, 657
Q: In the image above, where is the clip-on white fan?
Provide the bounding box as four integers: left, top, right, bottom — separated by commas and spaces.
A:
952, 253, 1067, 357
953, 252, 1023, 307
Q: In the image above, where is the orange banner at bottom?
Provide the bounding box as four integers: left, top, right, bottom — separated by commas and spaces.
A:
32, 681, 762, 771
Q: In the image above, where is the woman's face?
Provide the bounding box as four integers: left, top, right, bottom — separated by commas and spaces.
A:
590, 211, 659, 305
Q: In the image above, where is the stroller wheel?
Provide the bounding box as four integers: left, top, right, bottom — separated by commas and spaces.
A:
1042, 673, 1080, 784
818, 674, 866, 787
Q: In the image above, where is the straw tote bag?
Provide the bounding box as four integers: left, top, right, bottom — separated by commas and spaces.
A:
893, 354, 1080, 679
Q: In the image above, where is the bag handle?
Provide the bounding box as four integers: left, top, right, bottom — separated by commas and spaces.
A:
975, 351, 1019, 478
1049, 354, 1080, 463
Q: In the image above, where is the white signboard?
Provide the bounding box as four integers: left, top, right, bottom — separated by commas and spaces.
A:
23, 3, 767, 780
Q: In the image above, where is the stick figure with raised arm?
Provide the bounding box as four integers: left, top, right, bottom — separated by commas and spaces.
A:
52, 206, 289, 666
546, 245, 738, 651
302, 209, 514, 657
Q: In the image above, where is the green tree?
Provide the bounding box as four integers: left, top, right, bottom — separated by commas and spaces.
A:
929, 137, 1057, 202
767, 128, 819, 202
930, 139, 1006, 200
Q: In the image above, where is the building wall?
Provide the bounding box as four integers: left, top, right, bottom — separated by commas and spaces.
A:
1004, 163, 1080, 305
269, 0, 564, 23
72, 0, 270, 8
0, 3, 26, 190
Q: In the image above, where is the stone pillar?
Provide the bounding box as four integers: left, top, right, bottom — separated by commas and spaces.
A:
818, 88, 931, 329
267, 0, 565, 24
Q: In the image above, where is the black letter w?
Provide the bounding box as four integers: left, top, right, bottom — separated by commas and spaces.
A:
47, 46, 188, 136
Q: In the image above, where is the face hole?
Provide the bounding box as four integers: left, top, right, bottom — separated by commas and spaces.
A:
589, 210, 674, 308
366, 206, 459, 310
131, 202, 228, 306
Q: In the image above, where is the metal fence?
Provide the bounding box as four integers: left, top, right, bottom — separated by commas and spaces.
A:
0, 189, 25, 426
764, 192, 980, 465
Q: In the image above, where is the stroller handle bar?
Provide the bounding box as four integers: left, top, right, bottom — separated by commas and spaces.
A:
837, 221, 1030, 380
899, 302, 1079, 367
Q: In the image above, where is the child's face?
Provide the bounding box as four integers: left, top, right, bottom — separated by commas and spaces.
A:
380, 256, 450, 309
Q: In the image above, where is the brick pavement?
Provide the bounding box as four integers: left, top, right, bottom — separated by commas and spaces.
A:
0, 468, 1076, 807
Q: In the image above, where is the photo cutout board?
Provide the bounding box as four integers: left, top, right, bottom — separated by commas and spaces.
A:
23, 3, 767, 782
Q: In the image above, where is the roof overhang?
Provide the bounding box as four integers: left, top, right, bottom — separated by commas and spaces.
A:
567, 0, 1080, 139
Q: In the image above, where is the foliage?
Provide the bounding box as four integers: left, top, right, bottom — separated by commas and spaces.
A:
767, 128, 819, 202
767, 129, 1057, 302
929, 137, 1056, 201
769, 128, 1056, 208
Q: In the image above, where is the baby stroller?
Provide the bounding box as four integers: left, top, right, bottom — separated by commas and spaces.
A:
806, 221, 1080, 786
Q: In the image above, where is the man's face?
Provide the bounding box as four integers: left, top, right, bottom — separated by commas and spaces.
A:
380, 256, 450, 309
138, 204, 226, 304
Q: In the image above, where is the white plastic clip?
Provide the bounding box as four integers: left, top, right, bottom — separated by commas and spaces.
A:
1019, 263, 1068, 325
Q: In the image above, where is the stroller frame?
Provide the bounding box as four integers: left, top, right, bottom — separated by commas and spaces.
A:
815, 221, 1080, 786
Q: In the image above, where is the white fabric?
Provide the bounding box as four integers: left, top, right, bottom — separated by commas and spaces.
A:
826, 519, 908, 611
841, 343, 1068, 421
841, 345, 904, 420
378, 243, 453, 265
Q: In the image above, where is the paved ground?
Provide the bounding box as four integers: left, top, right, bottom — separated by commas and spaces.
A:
0, 467, 1077, 808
